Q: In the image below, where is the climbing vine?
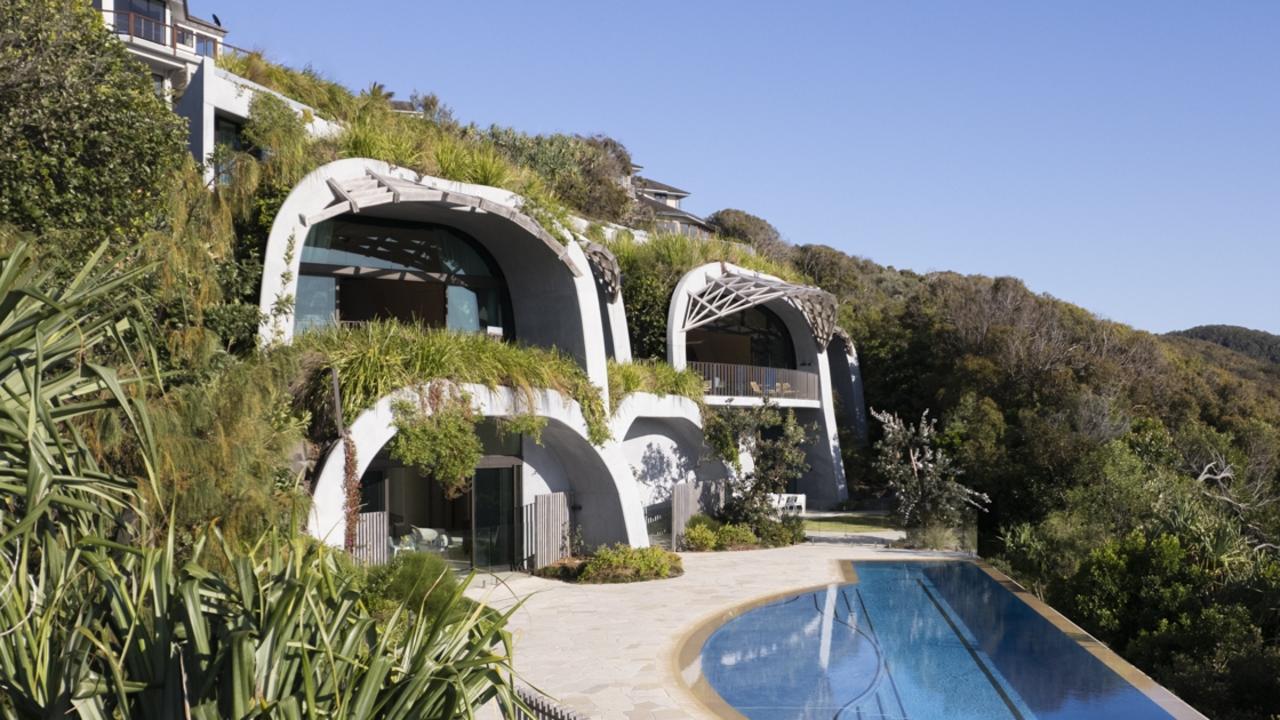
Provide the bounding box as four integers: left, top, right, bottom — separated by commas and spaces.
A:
497, 413, 548, 445
389, 382, 483, 499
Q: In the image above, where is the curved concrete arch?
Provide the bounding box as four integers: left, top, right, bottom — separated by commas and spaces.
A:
828, 332, 870, 445
308, 383, 646, 550
257, 158, 609, 390
666, 261, 829, 371
665, 261, 849, 508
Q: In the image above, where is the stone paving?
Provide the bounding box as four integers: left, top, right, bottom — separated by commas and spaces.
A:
470, 541, 957, 719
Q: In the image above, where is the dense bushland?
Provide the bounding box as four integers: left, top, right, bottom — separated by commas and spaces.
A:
1171, 324, 1280, 365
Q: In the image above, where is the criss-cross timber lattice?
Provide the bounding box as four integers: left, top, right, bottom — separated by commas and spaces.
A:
583, 242, 622, 302
300, 170, 579, 277
685, 264, 838, 349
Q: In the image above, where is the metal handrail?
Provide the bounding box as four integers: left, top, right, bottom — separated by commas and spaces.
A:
101, 10, 222, 58
688, 361, 820, 401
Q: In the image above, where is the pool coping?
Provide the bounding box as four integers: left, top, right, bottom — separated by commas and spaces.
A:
670, 556, 1208, 720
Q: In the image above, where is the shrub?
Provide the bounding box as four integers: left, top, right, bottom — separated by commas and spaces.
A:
681, 524, 718, 551
871, 408, 989, 528
686, 514, 722, 532
895, 524, 966, 551
363, 551, 460, 620
0, 242, 524, 717
606, 358, 704, 407
715, 524, 759, 550
705, 208, 790, 262
577, 544, 683, 583
757, 516, 807, 547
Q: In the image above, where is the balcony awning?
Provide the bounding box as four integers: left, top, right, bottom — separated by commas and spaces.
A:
683, 263, 838, 350
301, 170, 579, 276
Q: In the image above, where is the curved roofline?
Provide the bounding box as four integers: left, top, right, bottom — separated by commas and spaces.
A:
665, 261, 837, 369
257, 158, 588, 346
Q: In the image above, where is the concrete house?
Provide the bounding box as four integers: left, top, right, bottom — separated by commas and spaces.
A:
254, 160, 867, 570
105, 3, 868, 571
98, 1, 339, 180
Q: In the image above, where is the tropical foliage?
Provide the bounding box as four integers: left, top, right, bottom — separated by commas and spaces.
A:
0, 242, 524, 718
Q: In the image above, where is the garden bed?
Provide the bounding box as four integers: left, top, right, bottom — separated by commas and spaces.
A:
534, 544, 683, 583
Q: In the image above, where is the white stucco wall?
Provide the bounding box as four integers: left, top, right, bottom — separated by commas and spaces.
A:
175, 57, 339, 176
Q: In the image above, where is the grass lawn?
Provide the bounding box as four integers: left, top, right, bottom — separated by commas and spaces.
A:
803, 513, 898, 534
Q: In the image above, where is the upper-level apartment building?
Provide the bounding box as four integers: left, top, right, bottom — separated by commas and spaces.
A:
103, 2, 869, 571
97, 0, 338, 180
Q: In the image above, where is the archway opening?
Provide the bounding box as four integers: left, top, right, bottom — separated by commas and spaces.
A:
687, 303, 797, 369
357, 418, 524, 571
294, 214, 514, 339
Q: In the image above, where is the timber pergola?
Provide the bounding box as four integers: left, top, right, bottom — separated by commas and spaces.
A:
300, 169, 581, 277
682, 262, 838, 350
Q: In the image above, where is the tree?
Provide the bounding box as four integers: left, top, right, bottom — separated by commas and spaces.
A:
871, 408, 989, 528
0, 0, 186, 252
714, 403, 812, 530
706, 208, 790, 262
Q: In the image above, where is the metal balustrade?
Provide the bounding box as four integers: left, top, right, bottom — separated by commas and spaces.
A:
688, 361, 820, 401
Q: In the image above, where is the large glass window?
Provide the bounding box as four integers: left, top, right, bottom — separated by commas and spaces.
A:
687, 304, 796, 369
295, 216, 513, 337
195, 34, 218, 57
117, 0, 166, 43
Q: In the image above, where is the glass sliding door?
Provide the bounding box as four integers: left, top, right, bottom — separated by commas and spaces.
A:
472, 466, 521, 570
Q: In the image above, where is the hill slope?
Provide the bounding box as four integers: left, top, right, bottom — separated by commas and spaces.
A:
1169, 324, 1280, 365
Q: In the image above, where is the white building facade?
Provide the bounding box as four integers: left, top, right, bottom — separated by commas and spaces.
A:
104, 2, 868, 569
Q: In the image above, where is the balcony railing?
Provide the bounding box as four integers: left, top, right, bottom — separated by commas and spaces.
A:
689, 361, 819, 401
103, 10, 221, 58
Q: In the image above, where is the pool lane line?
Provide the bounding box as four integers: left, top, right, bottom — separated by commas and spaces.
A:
916, 579, 1025, 720
852, 588, 909, 720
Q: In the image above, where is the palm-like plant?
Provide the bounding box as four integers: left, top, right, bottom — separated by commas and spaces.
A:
0, 241, 525, 718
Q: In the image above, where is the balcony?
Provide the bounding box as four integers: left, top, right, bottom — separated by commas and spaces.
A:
689, 361, 819, 402
103, 10, 223, 59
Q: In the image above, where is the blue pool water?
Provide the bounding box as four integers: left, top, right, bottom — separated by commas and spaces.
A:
699, 561, 1179, 719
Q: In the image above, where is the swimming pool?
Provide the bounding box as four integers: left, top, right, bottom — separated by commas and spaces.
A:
692, 560, 1201, 719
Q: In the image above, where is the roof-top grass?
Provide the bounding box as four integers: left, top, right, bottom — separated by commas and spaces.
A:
293, 321, 611, 445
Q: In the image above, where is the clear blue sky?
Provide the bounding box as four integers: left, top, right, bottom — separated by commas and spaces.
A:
209, 1, 1280, 334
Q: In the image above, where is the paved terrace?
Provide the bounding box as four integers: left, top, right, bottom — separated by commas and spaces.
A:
471, 542, 957, 719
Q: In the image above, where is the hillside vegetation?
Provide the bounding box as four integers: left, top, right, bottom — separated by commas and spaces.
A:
1171, 324, 1280, 365
0, 15, 1276, 718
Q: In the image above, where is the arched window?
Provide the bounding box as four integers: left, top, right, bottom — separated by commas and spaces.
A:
294, 215, 514, 337
686, 304, 796, 369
